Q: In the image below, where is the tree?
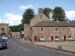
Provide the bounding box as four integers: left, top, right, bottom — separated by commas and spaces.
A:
52, 7, 66, 21
21, 8, 34, 30
9, 26, 18, 32
9, 24, 23, 32
43, 8, 52, 18
22, 8, 34, 24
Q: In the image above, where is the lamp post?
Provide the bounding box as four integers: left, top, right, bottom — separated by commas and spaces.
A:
58, 26, 63, 49
59, 26, 61, 42
58, 21, 62, 49
56, 20, 61, 42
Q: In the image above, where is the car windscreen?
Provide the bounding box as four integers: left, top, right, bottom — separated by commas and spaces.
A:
0, 38, 6, 42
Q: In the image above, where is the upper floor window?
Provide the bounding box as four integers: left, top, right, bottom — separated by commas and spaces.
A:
1, 28, 4, 31
55, 28, 58, 31
41, 28, 43, 31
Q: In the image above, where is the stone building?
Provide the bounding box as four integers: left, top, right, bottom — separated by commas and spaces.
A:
0, 23, 9, 37
24, 9, 75, 42
32, 21, 75, 41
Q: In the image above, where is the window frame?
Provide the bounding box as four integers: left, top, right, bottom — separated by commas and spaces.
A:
40, 27, 43, 31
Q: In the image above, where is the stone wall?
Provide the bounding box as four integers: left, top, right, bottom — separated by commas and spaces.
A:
24, 24, 30, 39
70, 27, 75, 40
30, 13, 49, 26
31, 27, 70, 41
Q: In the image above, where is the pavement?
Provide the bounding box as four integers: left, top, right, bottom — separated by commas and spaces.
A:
0, 38, 75, 56
34, 41, 75, 52
20, 38, 75, 54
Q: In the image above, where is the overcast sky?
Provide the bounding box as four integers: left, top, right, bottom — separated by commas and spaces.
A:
0, 0, 75, 26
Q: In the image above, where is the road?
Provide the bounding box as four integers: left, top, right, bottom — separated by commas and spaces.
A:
0, 38, 75, 56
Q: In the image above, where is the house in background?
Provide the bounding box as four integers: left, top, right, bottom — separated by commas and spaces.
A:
0, 23, 9, 37
24, 9, 75, 42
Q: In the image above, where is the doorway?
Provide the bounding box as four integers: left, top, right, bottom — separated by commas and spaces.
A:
51, 36, 54, 41
34, 36, 38, 41
64, 36, 66, 41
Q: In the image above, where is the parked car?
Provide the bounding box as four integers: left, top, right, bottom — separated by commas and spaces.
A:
0, 38, 7, 49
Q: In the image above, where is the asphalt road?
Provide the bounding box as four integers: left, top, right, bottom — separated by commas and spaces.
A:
0, 38, 75, 56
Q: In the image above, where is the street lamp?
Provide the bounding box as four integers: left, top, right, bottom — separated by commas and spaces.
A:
59, 26, 61, 42
56, 20, 61, 42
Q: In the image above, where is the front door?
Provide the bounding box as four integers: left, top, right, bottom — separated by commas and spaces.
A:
51, 36, 54, 41
34, 36, 38, 41
64, 36, 66, 41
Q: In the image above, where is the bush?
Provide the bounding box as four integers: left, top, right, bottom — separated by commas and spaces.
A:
58, 45, 62, 49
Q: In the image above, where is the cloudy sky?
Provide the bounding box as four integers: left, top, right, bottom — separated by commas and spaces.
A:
0, 0, 75, 26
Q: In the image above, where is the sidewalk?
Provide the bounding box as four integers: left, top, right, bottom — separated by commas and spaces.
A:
34, 41, 75, 53
20, 38, 75, 53
20, 38, 32, 43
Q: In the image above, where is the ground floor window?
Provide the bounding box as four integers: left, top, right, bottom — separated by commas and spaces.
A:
55, 36, 59, 41
68, 36, 72, 39
39, 36, 45, 41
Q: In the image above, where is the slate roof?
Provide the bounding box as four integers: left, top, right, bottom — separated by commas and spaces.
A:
33, 21, 75, 27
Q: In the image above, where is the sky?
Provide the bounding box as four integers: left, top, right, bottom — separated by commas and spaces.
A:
0, 0, 75, 26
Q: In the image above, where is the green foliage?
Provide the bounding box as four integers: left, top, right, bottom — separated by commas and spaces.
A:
22, 8, 34, 24
10, 8, 34, 32
10, 7, 67, 32
9, 25, 21, 32
43, 8, 52, 18
52, 7, 66, 21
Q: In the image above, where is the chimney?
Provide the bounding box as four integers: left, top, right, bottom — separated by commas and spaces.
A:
38, 8, 43, 14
